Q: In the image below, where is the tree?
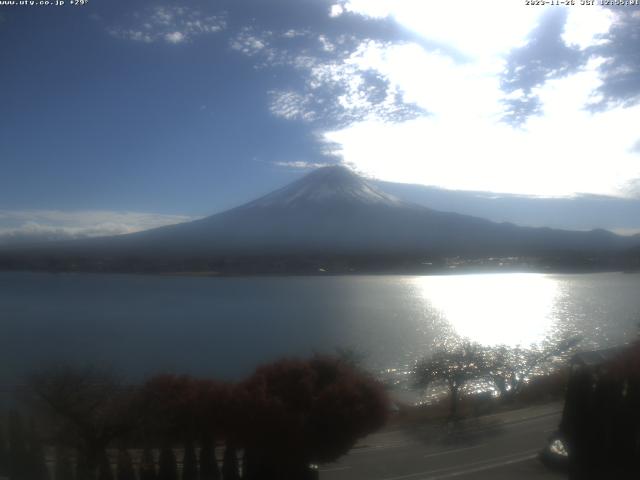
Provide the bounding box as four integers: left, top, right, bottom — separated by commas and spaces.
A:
484, 336, 581, 401
54, 446, 74, 480
138, 375, 230, 443
157, 447, 177, 480
221, 445, 239, 480
236, 356, 389, 477
138, 448, 156, 480
115, 449, 135, 480
197, 439, 219, 480
415, 341, 486, 419
28, 366, 141, 479
97, 452, 113, 480
8, 411, 29, 480
181, 441, 197, 480
26, 418, 49, 480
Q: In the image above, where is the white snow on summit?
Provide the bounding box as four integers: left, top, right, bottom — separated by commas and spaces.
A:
247, 166, 401, 208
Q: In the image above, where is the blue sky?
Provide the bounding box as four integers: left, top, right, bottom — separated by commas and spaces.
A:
1, 0, 639, 241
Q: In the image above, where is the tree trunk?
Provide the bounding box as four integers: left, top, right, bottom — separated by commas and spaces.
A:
54, 446, 74, 480
77, 442, 106, 480
221, 445, 239, 480
181, 441, 197, 480
450, 384, 460, 420
198, 439, 219, 480
97, 452, 113, 480
157, 447, 177, 480
116, 449, 135, 480
138, 448, 156, 480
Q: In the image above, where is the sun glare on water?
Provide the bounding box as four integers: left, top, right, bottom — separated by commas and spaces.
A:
412, 273, 560, 347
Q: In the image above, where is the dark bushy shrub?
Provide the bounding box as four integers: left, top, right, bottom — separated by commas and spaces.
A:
236, 356, 389, 470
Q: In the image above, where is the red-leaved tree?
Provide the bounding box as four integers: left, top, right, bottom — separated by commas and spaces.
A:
236, 356, 390, 478
138, 375, 231, 443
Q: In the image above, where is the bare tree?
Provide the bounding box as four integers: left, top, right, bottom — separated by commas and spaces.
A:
28, 365, 141, 480
415, 341, 487, 419
484, 336, 581, 402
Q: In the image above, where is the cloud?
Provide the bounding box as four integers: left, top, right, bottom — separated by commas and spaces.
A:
102, 0, 640, 198
562, 4, 616, 49
625, 178, 640, 199
0, 210, 194, 246
224, 5, 425, 127
501, 9, 585, 125
257, 37, 426, 126
588, 8, 640, 110
229, 27, 272, 56
330, 4, 344, 18
269, 90, 317, 122
500, 6, 640, 122
279, 1, 638, 198
341, 0, 544, 58
323, 56, 640, 197
273, 161, 335, 169
108, 6, 225, 44
165, 31, 186, 44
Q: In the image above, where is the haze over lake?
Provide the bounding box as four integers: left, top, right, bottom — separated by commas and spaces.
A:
2, 271, 639, 385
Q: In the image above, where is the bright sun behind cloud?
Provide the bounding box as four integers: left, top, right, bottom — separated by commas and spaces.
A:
325, 1, 640, 197
344, 0, 543, 57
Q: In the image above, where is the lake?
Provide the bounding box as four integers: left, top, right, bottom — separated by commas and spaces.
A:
1, 271, 639, 386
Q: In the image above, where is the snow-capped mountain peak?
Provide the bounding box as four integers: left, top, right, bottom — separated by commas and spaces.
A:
246, 166, 401, 208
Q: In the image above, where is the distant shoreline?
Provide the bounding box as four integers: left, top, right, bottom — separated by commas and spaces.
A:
0, 264, 636, 279
1, 249, 638, 277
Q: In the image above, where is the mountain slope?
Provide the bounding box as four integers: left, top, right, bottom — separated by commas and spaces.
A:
2, 166, 640, 272
374, 180, 640, 234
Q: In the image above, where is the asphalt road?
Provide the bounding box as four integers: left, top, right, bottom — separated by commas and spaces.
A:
320, 403, 566, 480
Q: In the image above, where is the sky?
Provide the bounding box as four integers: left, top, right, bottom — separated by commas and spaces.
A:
1, 0, 639, 242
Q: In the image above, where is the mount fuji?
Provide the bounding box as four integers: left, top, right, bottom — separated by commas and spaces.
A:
2, 166, 639, 273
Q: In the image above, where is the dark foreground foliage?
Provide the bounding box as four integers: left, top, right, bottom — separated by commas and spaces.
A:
5, 355, 389, 480
560, 342, 640, 479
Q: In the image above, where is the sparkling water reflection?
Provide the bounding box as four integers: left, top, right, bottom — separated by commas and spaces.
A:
413, 273, 558, 347
1, 272, 639, 386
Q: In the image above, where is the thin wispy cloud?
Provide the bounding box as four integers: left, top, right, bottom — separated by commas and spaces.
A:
269, 90, 317, 122
0, 210, 194, 246
229, 27, 273, 57
273, 161, 335, 169
108, 6, 226, 44
234, 31, 424, 126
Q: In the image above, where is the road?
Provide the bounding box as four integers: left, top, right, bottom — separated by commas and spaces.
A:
321, 403, 566, 480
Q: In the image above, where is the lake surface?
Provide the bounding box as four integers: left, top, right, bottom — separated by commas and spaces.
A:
1, 271, 640, 385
